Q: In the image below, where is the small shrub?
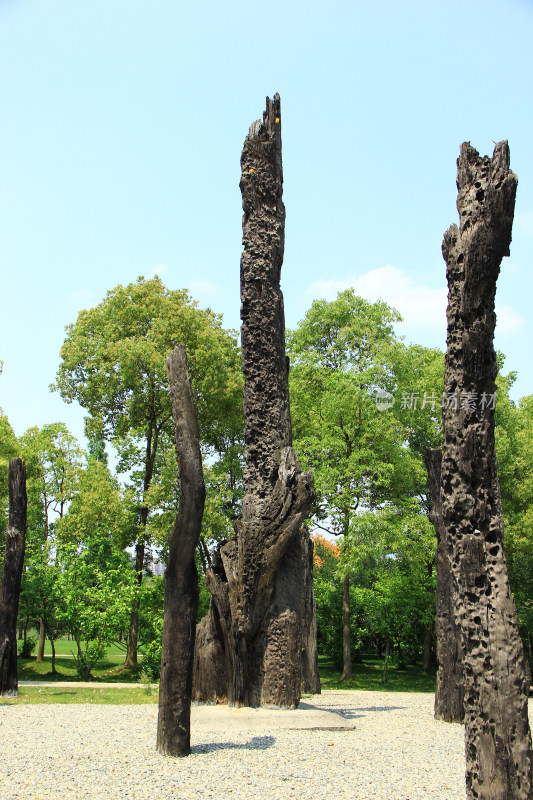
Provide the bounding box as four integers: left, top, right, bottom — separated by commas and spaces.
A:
142, 637, 162, 682
18, 636, 37, 659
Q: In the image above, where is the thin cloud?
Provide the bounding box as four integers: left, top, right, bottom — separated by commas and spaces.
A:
495, 304, 525, 335
307, 265, 447, 328
70, 288, 92, 301
189, 279, 217, 296
307, 265, 524, 340
69, 288, 94, 310
146, 263, 168, 280
515, 211, 533, 237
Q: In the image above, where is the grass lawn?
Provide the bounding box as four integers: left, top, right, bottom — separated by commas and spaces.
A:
22, 635, 132, 659
1, 686, 158, 705
318, 655, 437, 692
11, 651, 436, 703
17, 635, 146, 683
17, 655, 145, 683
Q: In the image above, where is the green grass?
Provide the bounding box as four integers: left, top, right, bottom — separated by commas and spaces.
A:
13, 647, 436, 703
1, 686, 158, 705
318, 656, 437, 693
17, 636, 147, 682
18, 655, 145, 683
21, 635, 135, 659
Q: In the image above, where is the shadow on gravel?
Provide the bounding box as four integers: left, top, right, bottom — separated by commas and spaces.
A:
302, 703, 406, 720
192, 736, 275, 754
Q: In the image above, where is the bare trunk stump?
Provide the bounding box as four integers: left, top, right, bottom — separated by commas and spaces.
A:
0, 459, 27, 697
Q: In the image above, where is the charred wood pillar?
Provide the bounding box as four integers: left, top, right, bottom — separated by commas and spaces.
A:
425, 447, 464, 722
441, 141, 532, 798
192, 95, 317, 708
156, 345, 205, 757
0, 459, 27, 697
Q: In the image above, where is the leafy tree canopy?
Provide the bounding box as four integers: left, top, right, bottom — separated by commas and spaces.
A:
52, 276, 243, 456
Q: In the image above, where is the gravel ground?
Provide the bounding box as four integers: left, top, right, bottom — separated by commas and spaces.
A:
1, 690, 528, 800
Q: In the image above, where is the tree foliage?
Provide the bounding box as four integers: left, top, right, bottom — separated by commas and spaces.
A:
52, 276, 244, 663
56, 459, 136, 677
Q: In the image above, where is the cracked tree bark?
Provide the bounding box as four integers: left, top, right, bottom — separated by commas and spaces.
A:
441, 141, 532, 799
192, 95, 318, 707
425, 447, 464, 723
156, 345, 205, 757
0, 459, 27, 697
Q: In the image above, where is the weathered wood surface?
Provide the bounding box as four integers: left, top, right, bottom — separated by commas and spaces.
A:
425, 447, 464, 723
156, 345, 205, 757
192, 95, 318, 707
441, 141, 532, 798
0, 458, 27, 697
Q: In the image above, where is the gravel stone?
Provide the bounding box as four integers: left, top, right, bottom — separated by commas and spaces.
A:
1, 690, 531, 800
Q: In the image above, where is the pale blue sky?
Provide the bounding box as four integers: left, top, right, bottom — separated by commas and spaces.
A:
1, 0, 532, 448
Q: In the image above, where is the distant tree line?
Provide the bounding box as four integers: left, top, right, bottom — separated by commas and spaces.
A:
0, 279, 531, 680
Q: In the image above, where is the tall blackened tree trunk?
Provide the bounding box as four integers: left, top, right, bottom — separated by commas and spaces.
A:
441, 141, 532, 798
0, 459, 27, 697
425, 447, 464, 722
193, 95, 317, 708
157, 345, 205, 757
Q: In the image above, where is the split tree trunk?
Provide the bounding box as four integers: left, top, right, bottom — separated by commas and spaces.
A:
192, 95, 317, 708
0, 459, 27, 697
425, 447, 464, 722
156, 345, 205, 757
441, 141, 532, 798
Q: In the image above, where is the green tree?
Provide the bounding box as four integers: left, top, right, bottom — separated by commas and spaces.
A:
18, 543, 64, 672
287, 290, 412, 677
20, 423, 84, 538
494, 373, 533, 667
347, 509, 436, 678
19, 423, 84, 659
288, 290, 447, 675
53, 276, 243, 666
56, 459, 136, 678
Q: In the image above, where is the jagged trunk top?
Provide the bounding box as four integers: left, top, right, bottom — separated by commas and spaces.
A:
240, 94, 292, 521
442, 141, 516, 399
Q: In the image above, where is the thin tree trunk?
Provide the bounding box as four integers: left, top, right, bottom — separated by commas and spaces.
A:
381, 638, 390, 684
18, 620, 23, 640
157, 345, 205, 757
36, 619, 46, 661
50, 636, 56, 675
441, 141, 532, 798
0, 459, 27, 696
425, 447, 464, 721
341, 573, 352, 681
124, 540, 144, 668
422, 620, 433, 673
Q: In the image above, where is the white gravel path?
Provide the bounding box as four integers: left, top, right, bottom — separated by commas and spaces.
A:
2, 690, 529, 800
